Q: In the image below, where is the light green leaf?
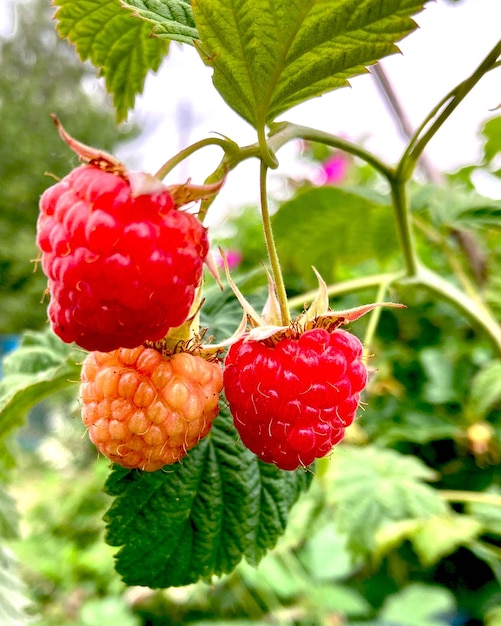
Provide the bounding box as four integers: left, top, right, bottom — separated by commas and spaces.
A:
104, 408, 312, 588
486, 605, 501, 626
326, 446, 448, 555
375, 411, 457, 447
0, 485, 18, 540
467, 360, 501, 420
0, 545, 32, 626
465, 487, 501, 535
379, 583, 456, 626
301, 523, 357, 581
0, 330, 81, 457
420, 347, 458, 404
79, 597, 140, 626
482, 115, 501, 164
411, 514, 483, 567
272, 186, 397, 287
470, 541, 501, 586
54, 0, 169, 121
193, 0, 426, 127
307, 583, 372, 617
121, 0, 198, 42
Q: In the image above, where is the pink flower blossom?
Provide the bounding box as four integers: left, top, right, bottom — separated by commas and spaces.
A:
320, 153, 349, 185
216, 249, 242, 270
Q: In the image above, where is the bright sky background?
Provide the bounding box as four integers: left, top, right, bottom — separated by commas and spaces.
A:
2, 0, 500, 226
116, 0, 501, 227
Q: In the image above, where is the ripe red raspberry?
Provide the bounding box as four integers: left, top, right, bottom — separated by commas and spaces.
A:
80, 345, 223, 471
37, 165, 209, 352
223, 327, 368, 470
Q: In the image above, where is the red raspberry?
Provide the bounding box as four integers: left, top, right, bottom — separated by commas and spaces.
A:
223, 327, 368, 470
37, 165, 209, 352
80, 345, 223, 471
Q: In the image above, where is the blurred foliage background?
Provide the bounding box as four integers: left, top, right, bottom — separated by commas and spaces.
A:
2, 0, 501, 625
0, 0, 136, 335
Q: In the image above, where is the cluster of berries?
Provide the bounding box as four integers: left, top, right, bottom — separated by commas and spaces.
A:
37, 123, 369, 472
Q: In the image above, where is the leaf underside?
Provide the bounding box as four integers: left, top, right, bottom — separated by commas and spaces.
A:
193, 0, 427, 128
121, 0, 198, 42
104, 408, 312, 588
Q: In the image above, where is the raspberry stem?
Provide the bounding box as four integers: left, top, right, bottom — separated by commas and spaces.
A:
259, 160, 291, 326
396, 39, 501, 183
390, 179, 418, 278
154, 136, 238, 183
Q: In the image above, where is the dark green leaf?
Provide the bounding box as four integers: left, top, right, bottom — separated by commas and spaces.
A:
122, 0, 198, 43
104, 408, 311, 587
54, 0, 169, 121
193, 0, 426, 127
456, 204, 501, 228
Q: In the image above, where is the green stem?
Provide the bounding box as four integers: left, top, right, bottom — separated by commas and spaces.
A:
413, 265, 501, 357
258, 123, 279, 170
363, 280, 390, 358
287, 272, 403, 311
390, 179, 419, 278
440, 490, 501, 507
259, 161, 291, 325
154, 136, 237, 180
268, 122, 395, 182
397, 39, 501, 182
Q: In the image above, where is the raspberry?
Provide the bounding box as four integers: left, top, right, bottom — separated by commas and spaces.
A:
80, 345, 223, 471
223, 327, 368, 470
37, 165, 209, 352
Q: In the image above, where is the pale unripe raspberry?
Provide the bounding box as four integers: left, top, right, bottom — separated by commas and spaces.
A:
80, 346, 223, 471
37, 165, 209, 352
223, 328, 368, 470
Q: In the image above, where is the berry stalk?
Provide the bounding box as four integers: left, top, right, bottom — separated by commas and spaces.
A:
259, 160, 291, 326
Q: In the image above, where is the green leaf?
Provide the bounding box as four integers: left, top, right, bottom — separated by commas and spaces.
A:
482, 115, 501, 164
193, 0, 426, 127
54, 0, 169, 122
470, 541, 501, 586
411, 514, 483, 567
467, 360, 501, 420
411, 183, 501, 229
121, 0, 198, 43
0, 544, 32, 626
0, 477, 28, 626
104, 408, 311, 587
456, 204, 501, 228
379, 583, 456, 626
466, 487, 501, 535
0, 485, 18, 540
0, 330, 81, 456
307, 583, 372, 617
272, 187, 397, 287
326, 446, 448, 555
